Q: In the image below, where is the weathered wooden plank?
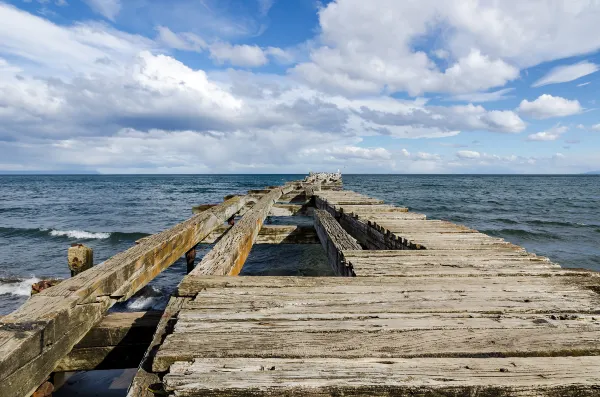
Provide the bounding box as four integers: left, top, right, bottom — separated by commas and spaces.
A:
0, 196, 248, 397
154, 325, 600, 371
163, 357, 600, 396
268, 203, 305, 216
70, 311, 161, 349
173, 312, 600, 333
0, 297, 112, 397
189, 188, 284, 276
333, 204, 408, 213
201, 225, 318, 244
177, 273, 600, 292
313, 210, 361, 276
341, 250, 546, 259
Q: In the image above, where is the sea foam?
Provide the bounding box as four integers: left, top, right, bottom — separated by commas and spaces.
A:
49, 229, 111, 239
0, 277, 40, 297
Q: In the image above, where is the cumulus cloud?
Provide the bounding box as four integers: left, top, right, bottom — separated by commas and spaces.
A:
84, 0, 121, 21
2, 2, 599, 173
527, 125, 569, 141
518, 95, 582, 119
290, 0, 600, 96
592, 124, 600, 131
532, 61, 598, 87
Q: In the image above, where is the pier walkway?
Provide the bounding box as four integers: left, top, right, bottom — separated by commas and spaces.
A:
1, 174, 600, 396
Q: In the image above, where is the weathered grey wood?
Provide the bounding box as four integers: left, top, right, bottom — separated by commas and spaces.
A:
163, 357, 600, 396
190, 188, 284, 276
127, 297, 189, 397
53, 310, 163, 374
316, 199, 405, 249
155, 326, 600, 371
0, 196, 248, 397
313, 210, 361, 276
56, 311, 162, 372
173, 311, 599, 333
268, 203, 303, 216
201, 225, 318, 244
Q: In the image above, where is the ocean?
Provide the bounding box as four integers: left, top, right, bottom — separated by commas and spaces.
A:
0, 174, 599, 316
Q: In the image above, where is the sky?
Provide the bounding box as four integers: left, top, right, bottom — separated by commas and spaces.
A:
0, 0, 599, 174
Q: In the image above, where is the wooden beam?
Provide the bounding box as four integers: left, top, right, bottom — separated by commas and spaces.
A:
0, 195, 249, 397
314, 210, 362, 276
129, 182, 296, 396
55, 311, 162, 372
200, 225, 318, 245
189, 188, 284, 277
315, 196, 404, 250
163, 357, 600, 396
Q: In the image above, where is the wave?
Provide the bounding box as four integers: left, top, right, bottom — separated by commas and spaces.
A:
482, 228, 562, 241
49, 229, 111, 239
0, 226, 150, 241
493, 218, 519, 225
0, 277, 40, 297
112, 285, 169, 312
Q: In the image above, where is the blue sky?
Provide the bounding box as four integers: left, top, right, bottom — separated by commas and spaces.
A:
0, 0, 599, 173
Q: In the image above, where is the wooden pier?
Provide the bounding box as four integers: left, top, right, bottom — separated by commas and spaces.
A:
1, 173, 600, 396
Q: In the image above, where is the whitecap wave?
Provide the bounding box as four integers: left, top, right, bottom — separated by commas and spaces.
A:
49, 229, 111, 239
125, 286, 168, 311
0, 277, 40, 297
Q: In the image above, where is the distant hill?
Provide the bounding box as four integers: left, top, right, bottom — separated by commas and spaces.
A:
583, 171, 600, 175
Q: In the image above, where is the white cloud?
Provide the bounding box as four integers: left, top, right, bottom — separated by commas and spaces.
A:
577, 82, 591, 87
456, 150, 481, 159
0, 4, 153, 76
302, 146, 392, 161
84, 0, 121, 21
156, 26, 206, 52
290, 0, 600, 96
2, 2, 600, 174
448, 88, 514, 103
592, 124, 600, 131
209, 42, 268, 67
532, 61, 599, 87
518, 94, 582, 119
527, 125, 569, 141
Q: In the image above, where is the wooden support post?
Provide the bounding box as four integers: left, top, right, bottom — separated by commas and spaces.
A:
67, 243, 94, 277
314, 210, 362, 276
185, 246, 197, 274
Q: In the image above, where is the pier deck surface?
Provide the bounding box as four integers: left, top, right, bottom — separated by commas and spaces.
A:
150, 187, 600, 396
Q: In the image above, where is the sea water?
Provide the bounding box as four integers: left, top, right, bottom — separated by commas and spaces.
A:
0, 174, 599, 315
